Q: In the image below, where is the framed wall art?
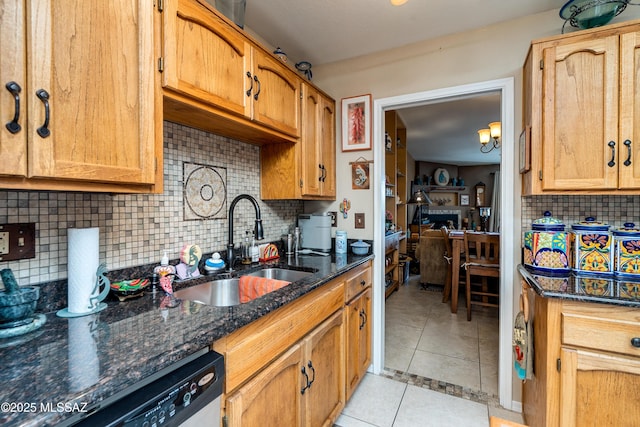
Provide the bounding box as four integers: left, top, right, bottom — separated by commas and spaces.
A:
460, 194, 470, 206
342, 94, 372, 152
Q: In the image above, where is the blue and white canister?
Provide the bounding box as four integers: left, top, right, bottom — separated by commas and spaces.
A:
336, 231, 347, 254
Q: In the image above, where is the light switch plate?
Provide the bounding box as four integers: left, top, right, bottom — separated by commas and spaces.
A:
355, 213, 365, 229
0, 223, 36, 261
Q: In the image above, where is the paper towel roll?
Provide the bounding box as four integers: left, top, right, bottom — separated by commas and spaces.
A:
68, 315, 100, 391
68, 227, 100, 314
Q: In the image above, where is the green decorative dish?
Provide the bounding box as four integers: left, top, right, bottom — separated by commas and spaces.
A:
110, 278, 150, 301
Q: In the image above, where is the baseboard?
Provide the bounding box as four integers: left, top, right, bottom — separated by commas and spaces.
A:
510, 400, 523, 413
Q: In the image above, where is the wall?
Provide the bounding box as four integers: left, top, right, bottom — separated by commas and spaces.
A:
0, 121, 303, 286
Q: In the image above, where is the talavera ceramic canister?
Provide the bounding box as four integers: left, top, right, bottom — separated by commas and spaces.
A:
613, 223, 640, 277
570, 217, 613, 274
523, 211, 571, 273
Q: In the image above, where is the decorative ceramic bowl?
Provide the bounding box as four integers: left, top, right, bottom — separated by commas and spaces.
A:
523, 212, 572, 273
110, 278, 149, 301
351, 240, 370, 255
613, 223, 640, 277
570, 217, 613, 274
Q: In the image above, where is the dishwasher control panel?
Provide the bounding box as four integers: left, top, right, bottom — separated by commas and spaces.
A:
72, 351, 224, 427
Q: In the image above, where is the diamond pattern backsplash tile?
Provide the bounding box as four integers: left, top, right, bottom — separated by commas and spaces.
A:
0, 122, 303, 286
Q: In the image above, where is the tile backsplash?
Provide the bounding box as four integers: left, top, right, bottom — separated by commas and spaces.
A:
521, 195, 640, 232
0, 121, 303, 286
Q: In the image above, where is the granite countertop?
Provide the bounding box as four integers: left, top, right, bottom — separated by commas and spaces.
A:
518, 264, 640, 308
0, 253, 373, 427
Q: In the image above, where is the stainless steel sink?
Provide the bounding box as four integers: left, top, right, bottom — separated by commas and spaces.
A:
174, 279, 241, 307
244, 268, 313, 282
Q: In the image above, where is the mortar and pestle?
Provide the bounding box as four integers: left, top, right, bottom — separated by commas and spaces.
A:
0, 268, 39, 328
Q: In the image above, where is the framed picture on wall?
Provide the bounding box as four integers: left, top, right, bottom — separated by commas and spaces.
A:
460, 194, 470, 206
341, 94, 372, 151
519, 125, 531, 173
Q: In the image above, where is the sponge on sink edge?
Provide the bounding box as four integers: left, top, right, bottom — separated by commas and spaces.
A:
259, 243, 279, 262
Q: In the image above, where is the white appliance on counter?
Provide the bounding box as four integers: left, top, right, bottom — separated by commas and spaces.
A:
298, 213, 332, 252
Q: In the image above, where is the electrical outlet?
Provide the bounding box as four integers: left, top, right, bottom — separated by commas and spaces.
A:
355, 213, 365, 229
0, 232, 8, 255
0, 223, 36, 261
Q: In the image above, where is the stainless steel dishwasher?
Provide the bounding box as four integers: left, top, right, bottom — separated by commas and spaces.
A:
70, 349, 224, 427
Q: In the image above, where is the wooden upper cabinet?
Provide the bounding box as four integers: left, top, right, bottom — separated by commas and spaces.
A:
0, 0, 159, 191
541, 36, 619, 191
522, 21, 640, 195
161, 0, 250, 117
0, 0, 27, 177
261, 83, 335, 200
161, 0, 300, 143
249, 49, 300, 138
618, 30, 640, 189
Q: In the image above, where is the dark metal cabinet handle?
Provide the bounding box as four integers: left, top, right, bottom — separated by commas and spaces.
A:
321, 165, 326, 182
36, 89, 51, 138
300, 366, 309, 394
624, 139, 632, 166
306, 361, 316, 388
246, 72, 253, 97
607, 141, 615, 167
5, 81, 22, 134
253, 75, 261, 101
631, 337, 640, 348
318, 164, 323, 181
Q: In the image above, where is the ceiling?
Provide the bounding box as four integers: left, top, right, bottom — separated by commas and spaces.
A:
242, 0, 567, 166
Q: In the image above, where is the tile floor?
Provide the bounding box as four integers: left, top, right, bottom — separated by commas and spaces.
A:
335, 275, 525, 427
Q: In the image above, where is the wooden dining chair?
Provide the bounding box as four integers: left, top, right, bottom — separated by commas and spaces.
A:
440, 227, 465, 304
463, 231, 500, 321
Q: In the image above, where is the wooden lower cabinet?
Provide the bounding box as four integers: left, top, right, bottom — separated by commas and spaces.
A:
225, 310, 344, 427
559, 347, 640, 427
346, 287, 372, 400
522, 281, 640, 427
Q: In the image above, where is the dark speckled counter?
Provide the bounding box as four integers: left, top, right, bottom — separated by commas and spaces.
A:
518, 264, 640, 308
0, 253, 373, 427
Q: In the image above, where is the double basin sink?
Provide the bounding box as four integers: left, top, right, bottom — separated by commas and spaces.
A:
174, 268, 315, 307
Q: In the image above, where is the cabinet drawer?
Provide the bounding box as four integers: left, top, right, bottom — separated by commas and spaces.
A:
562, 310, 640, 358
345, 263, 372, 302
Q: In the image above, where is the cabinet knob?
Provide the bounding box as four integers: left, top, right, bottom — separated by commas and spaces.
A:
631, 337, 640, 348
360, 279, 366, 287
5, 81, 22, 134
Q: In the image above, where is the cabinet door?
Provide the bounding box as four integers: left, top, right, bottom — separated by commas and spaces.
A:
559, 348, 640, 427
27, 0, 156, 184
320, 94, 336, 197
619, 31, 640, 189
346, 287, 372, 400
303, 310, 345, 427
0, 0, 27, 176
226, 343, 305, 427
162, 0, 250, 117
250, 49, 300, 138
541, 36, 619, 190
301, 84, 322, 196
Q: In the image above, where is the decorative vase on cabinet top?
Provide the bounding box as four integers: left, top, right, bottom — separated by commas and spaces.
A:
613, 223, 640, 277
523, 211, 571, 274
570, 217, 613, 275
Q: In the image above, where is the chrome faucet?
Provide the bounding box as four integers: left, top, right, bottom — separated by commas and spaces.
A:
227, 194, 264, 271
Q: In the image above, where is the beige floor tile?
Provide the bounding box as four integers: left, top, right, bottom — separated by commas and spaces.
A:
417, 328, 480, 361
423, 311, 479, 339
384, 344, 414, 372
393, 385, 489, 427
340, 373, 407, 427
385, 322, 423, 349
408, 349, 482, 390
480, 361, 499, 396
479, 337, 499, 366
334, 413, 379, 427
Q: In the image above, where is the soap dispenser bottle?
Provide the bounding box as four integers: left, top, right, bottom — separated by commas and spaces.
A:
154, 252, 176, 294
242, 231, 251, 265
251, 232, 259, 263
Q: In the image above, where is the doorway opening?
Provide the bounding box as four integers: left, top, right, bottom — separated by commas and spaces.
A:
371, 78, 517, 410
